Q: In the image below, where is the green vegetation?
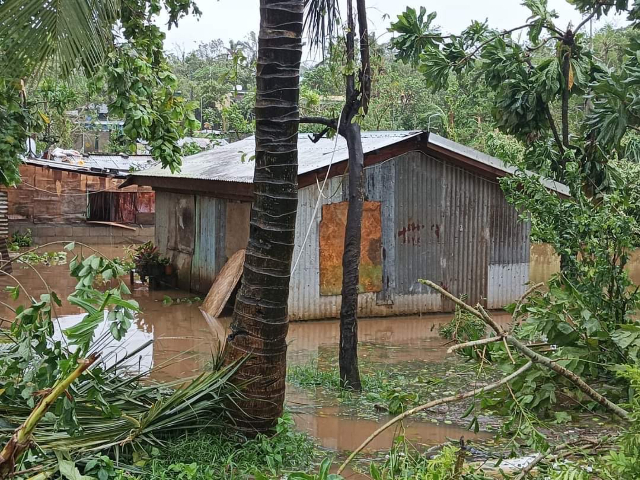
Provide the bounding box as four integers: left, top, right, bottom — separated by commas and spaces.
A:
16, 250, 67, 266
8, 229, 32, 251
288, 356, 494, 421
145, 415, 315, 479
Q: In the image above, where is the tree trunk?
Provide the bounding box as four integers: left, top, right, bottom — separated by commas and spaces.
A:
223, 0, 303, 433
339, 122, 364, 391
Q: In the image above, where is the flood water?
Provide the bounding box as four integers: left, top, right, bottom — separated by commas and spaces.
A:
1, 244, 510, 456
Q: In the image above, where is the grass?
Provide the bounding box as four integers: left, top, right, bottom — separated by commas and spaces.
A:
142, 414, 317, 479
288, 356, 485, 416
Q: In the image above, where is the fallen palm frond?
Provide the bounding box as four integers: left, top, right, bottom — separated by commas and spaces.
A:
0, 354, 98, 479
0, 345, 245, 476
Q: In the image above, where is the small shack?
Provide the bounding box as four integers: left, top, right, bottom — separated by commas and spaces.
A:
124, 131, 567, 320
4, 154, 157, 245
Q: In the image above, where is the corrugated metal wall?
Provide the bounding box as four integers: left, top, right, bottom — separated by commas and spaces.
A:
156, 190, 230, 292
288, 151, 529, 319
155, 149, 530, 318
0, 191, 11, 273
487, 182, 531, 309
192, 196, 227, 292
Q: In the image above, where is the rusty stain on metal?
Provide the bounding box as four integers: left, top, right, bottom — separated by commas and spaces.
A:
319, 201, 382, 296
397, 222, 425, 245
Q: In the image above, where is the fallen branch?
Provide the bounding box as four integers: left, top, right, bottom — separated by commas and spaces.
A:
0, 354, 99, 479
336, 361, 534, 474
447, 336, 503, 354
420, 279, 630, 422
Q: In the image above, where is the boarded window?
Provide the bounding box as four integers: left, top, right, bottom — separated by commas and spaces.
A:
319, 201, 382, 296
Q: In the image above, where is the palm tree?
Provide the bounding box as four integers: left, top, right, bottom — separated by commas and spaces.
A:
222, 0, 304, 432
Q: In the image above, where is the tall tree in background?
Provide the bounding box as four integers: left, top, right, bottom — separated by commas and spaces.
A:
389, 0, 640, 184
302, 0, 371, 390
0, 0, 200, 183
223, 0, 304, 432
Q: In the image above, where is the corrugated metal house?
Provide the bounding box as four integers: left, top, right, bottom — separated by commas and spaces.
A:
4, 154, 157, 245
124, 131, 567, 320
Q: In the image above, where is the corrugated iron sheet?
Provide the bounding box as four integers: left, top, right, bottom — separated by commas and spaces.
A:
0, 191, 11, 274
287, 151, 530, 320
153, 149, 532, 319
87, 191, 156, 224
135, 132, 423, 183
9, 164, 153, 224
0, 191, 8, 238
25, 154, 155, 177
191, 196, 227, 292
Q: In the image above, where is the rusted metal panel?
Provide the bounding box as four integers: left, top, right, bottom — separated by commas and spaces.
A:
87, 191, 156, 224
8, 164, 153, 225
319, 201, 382, 296
154, 191, 171, 253
191, 196, 227, 293
289, 176, 346, 320
137, 192, 155, 213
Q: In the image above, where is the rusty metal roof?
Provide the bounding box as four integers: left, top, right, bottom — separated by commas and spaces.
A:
133, 131, 424, 183
25, 154, 156, 177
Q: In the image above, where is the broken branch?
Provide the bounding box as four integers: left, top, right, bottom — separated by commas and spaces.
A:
447, 336, 503, 354
0, 354, 99, 479
419, 279, 631, 421
336, 361, 534, 474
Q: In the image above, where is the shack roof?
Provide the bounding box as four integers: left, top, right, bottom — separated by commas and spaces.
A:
25, 154, 156, 178
131, 131, 424, 183
123, 131, 568, 197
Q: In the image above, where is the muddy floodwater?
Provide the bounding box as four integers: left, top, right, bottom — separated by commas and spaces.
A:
0, 244, 517, 458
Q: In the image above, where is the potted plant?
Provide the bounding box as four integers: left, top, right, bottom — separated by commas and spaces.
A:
132, 241, 159, 277
160, 256, 173, 275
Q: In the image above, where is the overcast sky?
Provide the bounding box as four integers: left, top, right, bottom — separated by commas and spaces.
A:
160, 0, 628, 60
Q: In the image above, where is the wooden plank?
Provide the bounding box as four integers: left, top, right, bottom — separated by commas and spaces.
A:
86, 221, 137, 230
200, 248, 245, 320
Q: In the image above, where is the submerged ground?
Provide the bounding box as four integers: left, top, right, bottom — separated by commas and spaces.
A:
0, 243, 618, 478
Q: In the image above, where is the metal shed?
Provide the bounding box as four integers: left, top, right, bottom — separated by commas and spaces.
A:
124, 131, 567, 320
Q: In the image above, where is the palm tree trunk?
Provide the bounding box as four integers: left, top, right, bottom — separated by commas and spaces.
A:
223, 0, 303, 433
339, 122, 364, 390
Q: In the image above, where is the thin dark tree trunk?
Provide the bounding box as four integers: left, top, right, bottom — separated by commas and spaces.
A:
224, 0, 303, 434
560, 29, 574, 150
336, 0, 370, 391
339, 122, 364, 390
300, 0, 370, 391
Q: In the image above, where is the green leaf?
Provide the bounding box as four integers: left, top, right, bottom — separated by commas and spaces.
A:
58, 459, 94, 480
65, 242, 76, 251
